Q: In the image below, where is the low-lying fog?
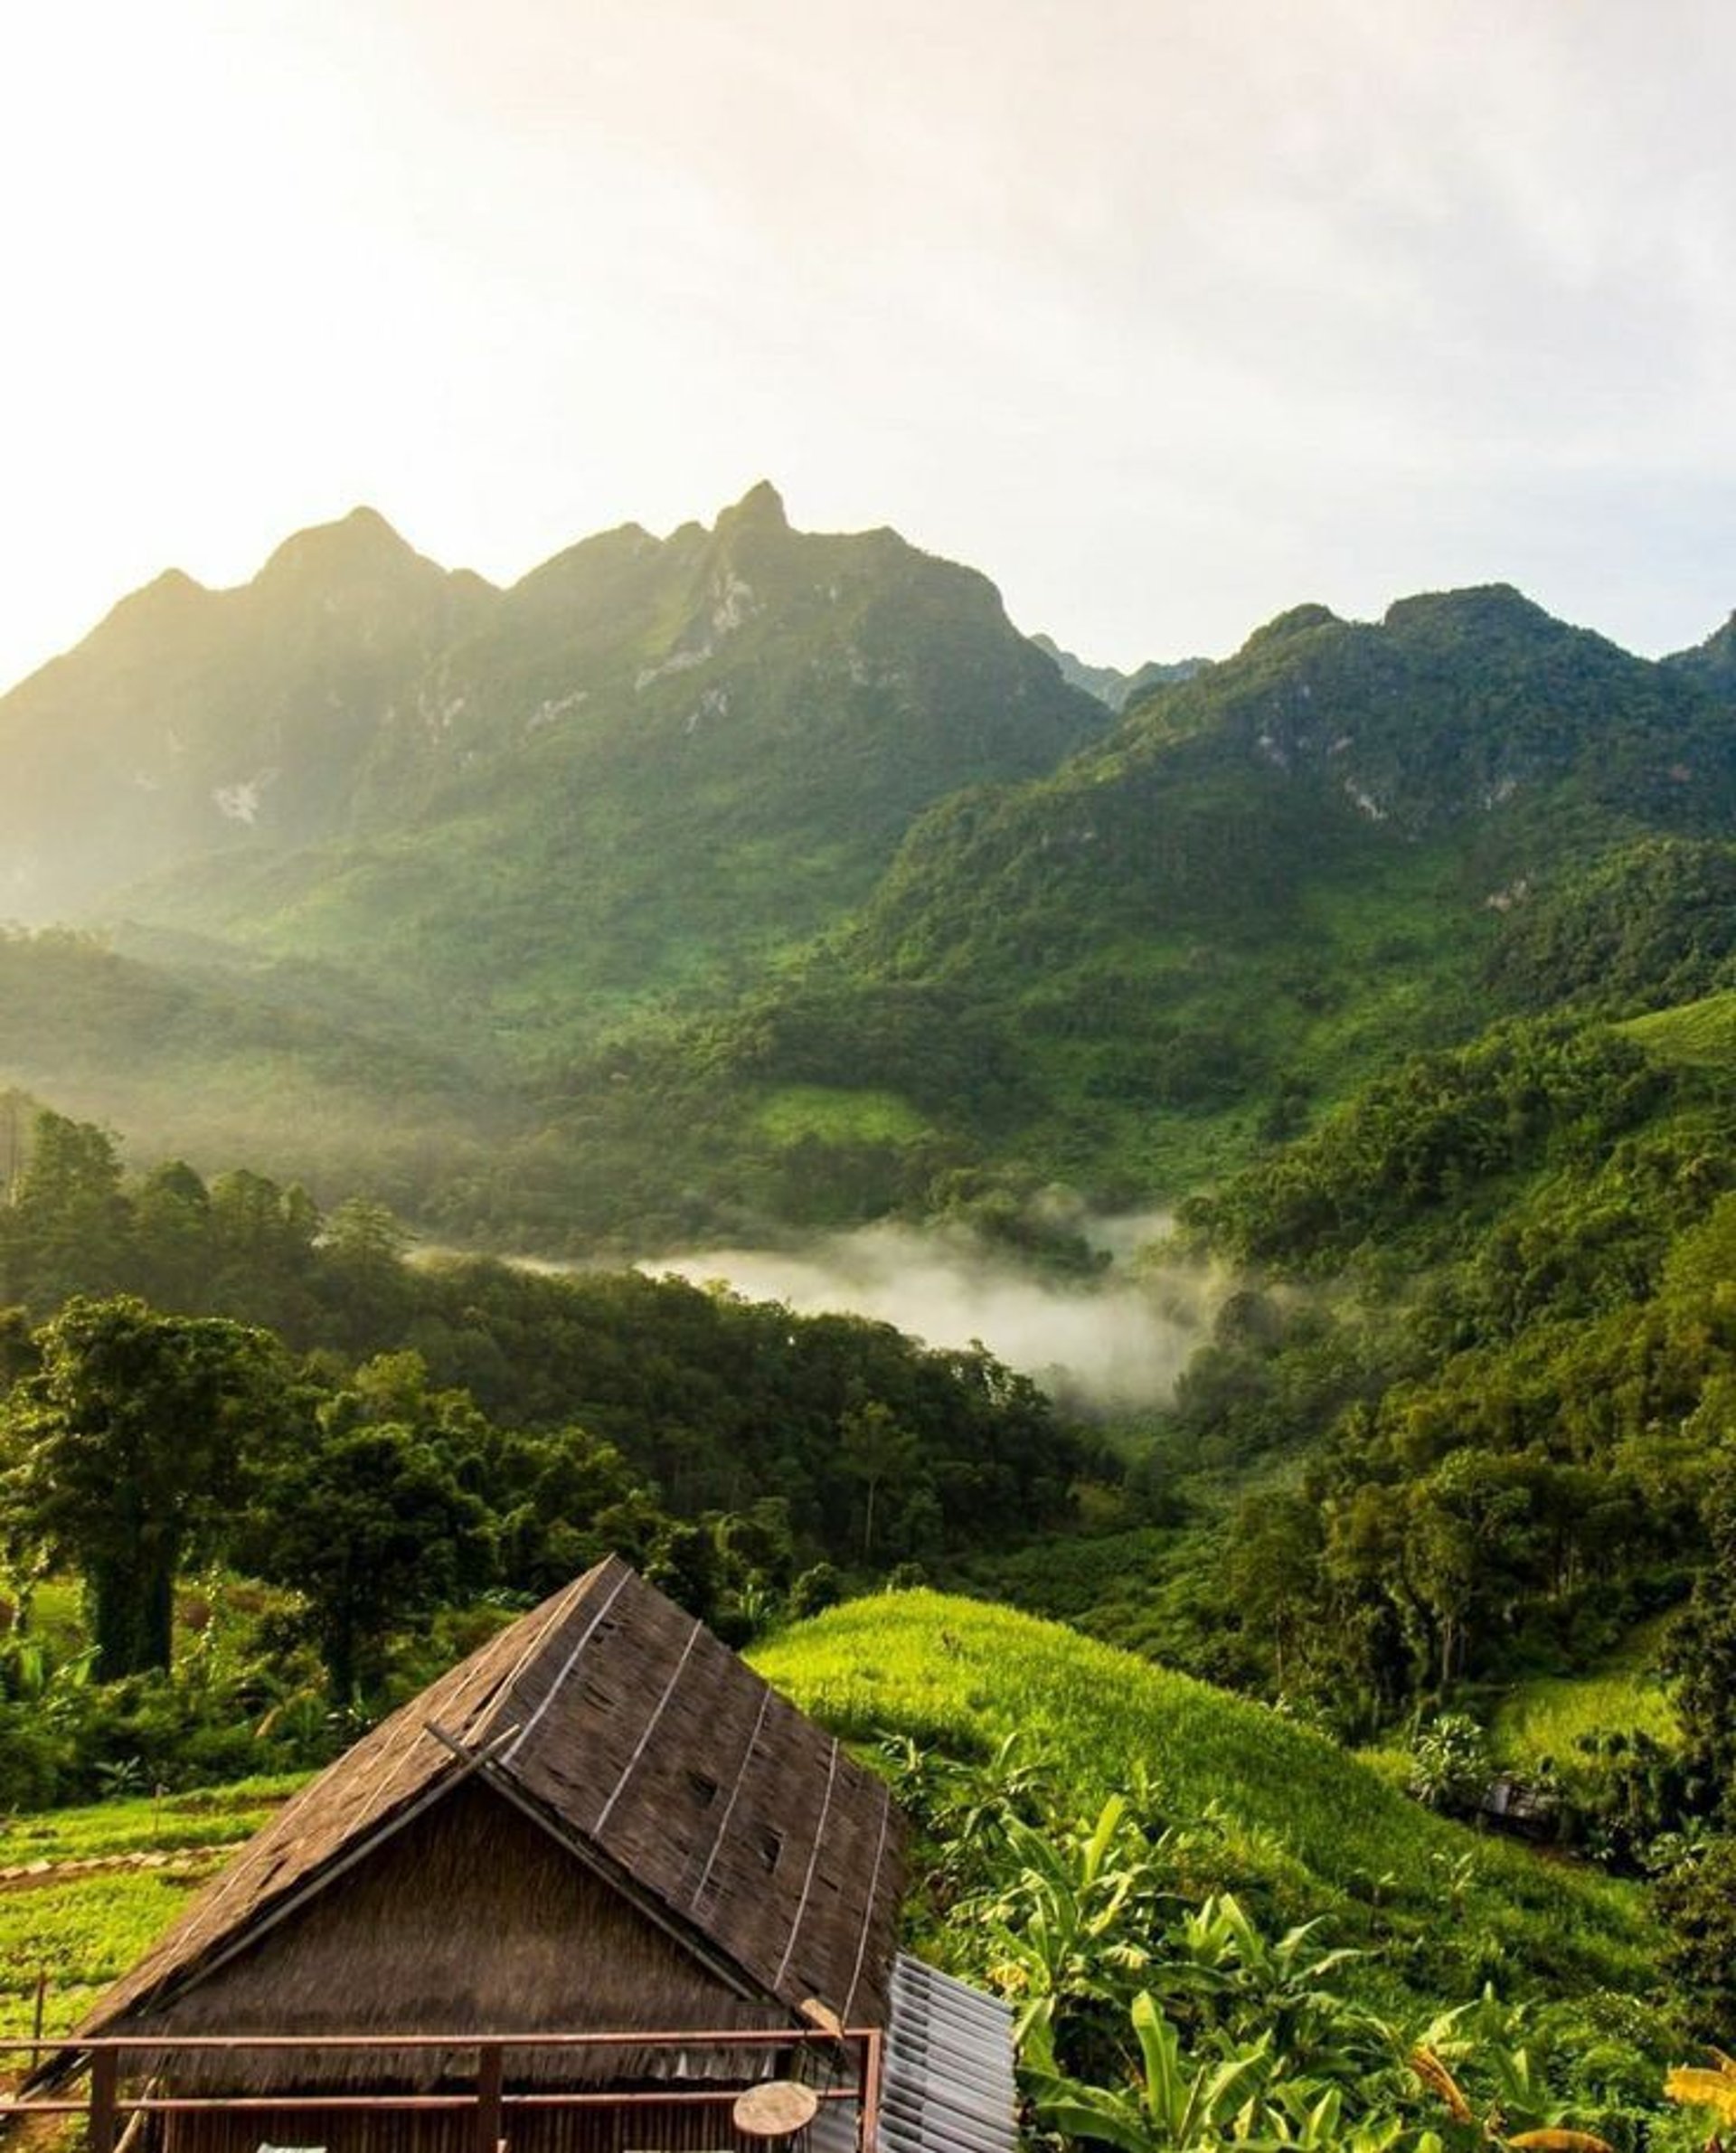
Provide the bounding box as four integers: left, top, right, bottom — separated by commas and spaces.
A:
638, 1214, 1218, 1414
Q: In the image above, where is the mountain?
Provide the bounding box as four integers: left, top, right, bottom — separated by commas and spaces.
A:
853, 586, 1736, 993
0, 511, 495, 917
0, 487, 1105, 1053
623, 583, 1736, 1230
1029, 632, 1207, 711
5, 496, 1736, 1248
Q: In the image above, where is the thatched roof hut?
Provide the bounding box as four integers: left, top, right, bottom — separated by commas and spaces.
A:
21, 1559, 1017, 2153
83, 1554, 904, 2045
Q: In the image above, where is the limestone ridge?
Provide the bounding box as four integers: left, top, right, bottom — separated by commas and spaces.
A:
0, 489, 1106, 1017
848, 579, 1736, 995
1117, 583, 1733, 836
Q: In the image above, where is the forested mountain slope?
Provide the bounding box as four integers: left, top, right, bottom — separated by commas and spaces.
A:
5, 496, 1736, 1250
589, 584, 1736, 1235
0, 486, 1103, 1054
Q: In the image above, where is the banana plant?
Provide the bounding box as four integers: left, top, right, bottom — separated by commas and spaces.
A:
1148, 1892, 1388, 2087
966, 1793, 1184, 2058
1027, 1992, 1277, 2150
873, 1728, 1058, 1913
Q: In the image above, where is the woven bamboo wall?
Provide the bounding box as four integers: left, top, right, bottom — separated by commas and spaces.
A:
125, 1784, 785, 2092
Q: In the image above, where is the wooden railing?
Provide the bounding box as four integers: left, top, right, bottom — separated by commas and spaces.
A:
0, 2026, 882, 2153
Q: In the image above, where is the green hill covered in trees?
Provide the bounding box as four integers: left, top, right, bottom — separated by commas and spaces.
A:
7, 496, 1736, 1251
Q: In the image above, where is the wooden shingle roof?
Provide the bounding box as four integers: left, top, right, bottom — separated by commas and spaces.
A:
80, 1557, 908, 2035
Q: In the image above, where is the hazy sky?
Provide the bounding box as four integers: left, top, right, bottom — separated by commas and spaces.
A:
5, 0, 1735, 694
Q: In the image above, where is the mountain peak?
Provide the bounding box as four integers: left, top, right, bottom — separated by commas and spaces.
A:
90, 565, 215, 651
1381, 583, 1560, 645
256, 505, 422, 590
715, 480, 788, 535
1240, 603, 1342, 655
120, 565, 209, 613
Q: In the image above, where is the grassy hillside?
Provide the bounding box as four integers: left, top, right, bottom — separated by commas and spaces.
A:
5, 1596, 1662, 2041
0, 1780, 295, 2039
1494, 1657, 1679, 1780
750, 1591, 1659, 2012
1622, 985, 1736, 1066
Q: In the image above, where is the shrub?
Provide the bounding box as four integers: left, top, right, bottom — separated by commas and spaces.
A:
1656, 1837, 1736, 2035
1407, 1713, 1492, 1815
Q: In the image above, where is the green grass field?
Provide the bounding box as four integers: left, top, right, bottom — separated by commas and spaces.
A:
1623, 988, 1736, 1066
751, 1591, 1659, 2013
1494, 1663, 1679, 1776
0, 1777, 297, 1865
0, 1780, 297, 2042
0, 1870, 220, 2043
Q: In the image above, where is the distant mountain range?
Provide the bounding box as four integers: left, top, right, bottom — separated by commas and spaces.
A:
3, 490, 1734, 1248
1027, 634, 1207, 711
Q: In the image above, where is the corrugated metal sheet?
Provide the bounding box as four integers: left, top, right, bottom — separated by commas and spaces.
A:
814, 1957, 1016, 2153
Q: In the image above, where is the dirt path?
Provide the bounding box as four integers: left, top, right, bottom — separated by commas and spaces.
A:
0, 1847, 235, 1896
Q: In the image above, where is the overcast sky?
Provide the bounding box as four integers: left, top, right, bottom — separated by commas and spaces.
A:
5, 0, 1734, 694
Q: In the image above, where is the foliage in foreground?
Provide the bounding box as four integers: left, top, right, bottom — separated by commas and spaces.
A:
751, 1594, 1662, 2033
850, 1703, 1680, 2150
0, 1587, 1698, 2147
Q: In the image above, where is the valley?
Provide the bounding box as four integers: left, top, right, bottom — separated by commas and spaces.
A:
5, 489, 1736, 2146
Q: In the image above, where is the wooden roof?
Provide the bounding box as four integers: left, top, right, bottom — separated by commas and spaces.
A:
79, 1558, 908, 2036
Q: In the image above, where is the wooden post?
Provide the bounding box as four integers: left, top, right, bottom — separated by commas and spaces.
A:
858, 2030, 882, 2153
90, 2046, 120, 2153
32, 1968, 47, 2048
476, 2040, 504, 2153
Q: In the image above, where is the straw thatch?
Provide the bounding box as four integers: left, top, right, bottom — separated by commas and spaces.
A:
118, 1781, 789, 2088
66, 1559, 907, 2064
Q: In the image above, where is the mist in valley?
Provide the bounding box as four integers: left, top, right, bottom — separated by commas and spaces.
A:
638, 1214, 1222, 1414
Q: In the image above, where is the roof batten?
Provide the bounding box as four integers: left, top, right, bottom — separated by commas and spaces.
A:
501, 1566, 630, 1762
773, 1739, 841, 1991
593, 1617, 703, 1833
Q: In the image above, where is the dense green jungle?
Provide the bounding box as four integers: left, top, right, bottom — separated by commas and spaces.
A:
6, 492, 1736, 2148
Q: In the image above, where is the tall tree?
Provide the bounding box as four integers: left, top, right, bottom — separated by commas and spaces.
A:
131, 1160, 213, 1312
0, 1296, 294, 1676
250, 1421, 492, 1699
839, 1398, 919, 1559
2, 1110, 131, 1309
